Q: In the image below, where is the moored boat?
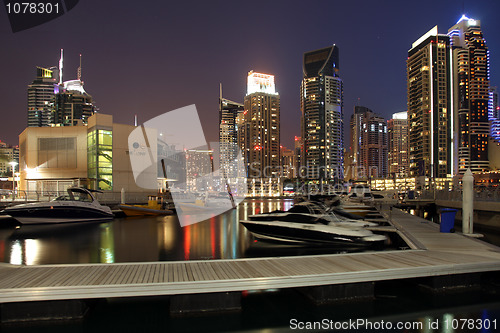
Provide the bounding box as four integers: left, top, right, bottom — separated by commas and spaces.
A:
2, 187, 113, 224
119, 195, 173, 217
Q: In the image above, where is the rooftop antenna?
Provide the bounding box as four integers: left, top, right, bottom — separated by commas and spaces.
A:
134, 114, 138, 126
58, 49, 63, 85
77, 53, 82, 82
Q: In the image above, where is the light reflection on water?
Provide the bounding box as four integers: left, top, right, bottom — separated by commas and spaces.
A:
0, 199, 297, 266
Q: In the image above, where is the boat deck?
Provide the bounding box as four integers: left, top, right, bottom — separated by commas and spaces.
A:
0, 208, 499, 303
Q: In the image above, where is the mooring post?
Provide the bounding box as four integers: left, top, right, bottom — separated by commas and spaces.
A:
462, 168, 473, 235
121, 188, 126, 204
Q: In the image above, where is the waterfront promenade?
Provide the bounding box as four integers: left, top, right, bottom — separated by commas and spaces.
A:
0, 207, 499, 310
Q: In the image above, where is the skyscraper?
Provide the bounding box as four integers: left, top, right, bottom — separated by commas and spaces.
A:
219, 84, 244, 179
300, 45, 344, 182
407, 26, 453, 178
448, 16, 490, 173
52, 79, 95, 126
350, 106, 388, 180
388, 111, 409, 178
27, 66, 59, 127
241, 71, 280, 179
490, 87, 500, 145
27, 51, 95, 128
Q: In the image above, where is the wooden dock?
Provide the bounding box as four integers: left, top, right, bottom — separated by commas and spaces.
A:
0, 208, 499, 305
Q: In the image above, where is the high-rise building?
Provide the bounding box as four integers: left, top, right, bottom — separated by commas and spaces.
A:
294, 136, 302, 177
280, 146, 296, 179
185, 149, 213, 192
241, 71, 280, 179
349, 106, 388, 180
407, 26, 453, 178
52, 79, 95, 126
489, 87, 499, 145
388, 111, 409, 178
448, 16, 490, 174
27, 66, 59, 127
300, 45, 344, 182
27, 51, 95, 128
219, 84, 244, 179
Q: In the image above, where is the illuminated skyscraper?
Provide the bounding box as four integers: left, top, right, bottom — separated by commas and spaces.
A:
300, 45, 344, 182
490, 87, 500, 145
219, 84, 244, 179
52, 79, 95, 126
241, 71, 280, 178
27, 66, 59, 127
28, 51, 95, 127
349, 106, 388, 180
448, 16, 490, 173
407, 26, 453, 178
388, 112, 409, 177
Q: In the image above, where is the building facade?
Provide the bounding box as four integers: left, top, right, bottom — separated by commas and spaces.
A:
388, 111, 409, 178
52, 80, 95, 126
349, 106, 388, 180
28, 51, 95, 128
241, 71, 280, 179
448, 16, 490, 174
0, 140, 19, 177
219, 85, 244, 179
300, 45, 344, 182
27, 67, 59, 127
19, 113, 153, 196
407, 26, 453, 179
280, 146, 296, 179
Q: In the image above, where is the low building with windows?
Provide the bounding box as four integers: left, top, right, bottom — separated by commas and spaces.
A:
18, 113, 156, 199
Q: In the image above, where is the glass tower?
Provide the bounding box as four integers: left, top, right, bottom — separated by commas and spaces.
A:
300, 45, 344, 182
448, 16, 490, 173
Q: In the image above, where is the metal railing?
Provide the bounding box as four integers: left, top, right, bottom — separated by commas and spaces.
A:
414, 188, 500, 202
0, 190, 155, 206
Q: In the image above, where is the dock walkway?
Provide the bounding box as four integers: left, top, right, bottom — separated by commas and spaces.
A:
0, 208, 499, 304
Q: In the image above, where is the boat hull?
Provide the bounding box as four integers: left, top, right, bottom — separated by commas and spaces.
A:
240, 220, 385, 248
4, 203, 113, 224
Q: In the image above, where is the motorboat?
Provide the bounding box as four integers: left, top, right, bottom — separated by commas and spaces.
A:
242, 201, 386, 247
248, 201, 376, 228
2, 187, 114, 224
176, 191, 236, 214
240, 218, 386, 247
119, 194, 174, 217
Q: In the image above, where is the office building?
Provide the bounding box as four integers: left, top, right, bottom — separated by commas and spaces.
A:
388, 111, 409, 177
349, 106, 388, 180
407, 26, 453, 178
52, 79, 95, 126
185, 149, 214, 192
219, 84, 244, 179
27, 66, 59, 127
300, 45, 344, 182
449, 15, 490, 173
281, 146, 296, 179
241, 71, 280, 179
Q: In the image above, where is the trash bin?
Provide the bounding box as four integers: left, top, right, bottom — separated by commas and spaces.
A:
439, 208, 457, 233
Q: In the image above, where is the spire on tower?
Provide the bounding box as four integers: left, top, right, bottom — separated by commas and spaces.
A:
58, 49, 63, 85
77, 54, 82, 81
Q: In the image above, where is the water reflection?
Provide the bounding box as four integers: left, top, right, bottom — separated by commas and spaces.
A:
0, 199, 294, 265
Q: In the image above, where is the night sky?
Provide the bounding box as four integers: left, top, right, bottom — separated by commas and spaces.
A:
1, 0, 500, 149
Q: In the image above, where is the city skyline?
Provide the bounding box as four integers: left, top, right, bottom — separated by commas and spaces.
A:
1, 1, 500, 150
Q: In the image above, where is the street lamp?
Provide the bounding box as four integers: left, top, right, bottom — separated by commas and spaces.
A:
8, 161, 17, 199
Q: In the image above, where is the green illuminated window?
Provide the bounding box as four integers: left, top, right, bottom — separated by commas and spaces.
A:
88, 128, 113, 191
